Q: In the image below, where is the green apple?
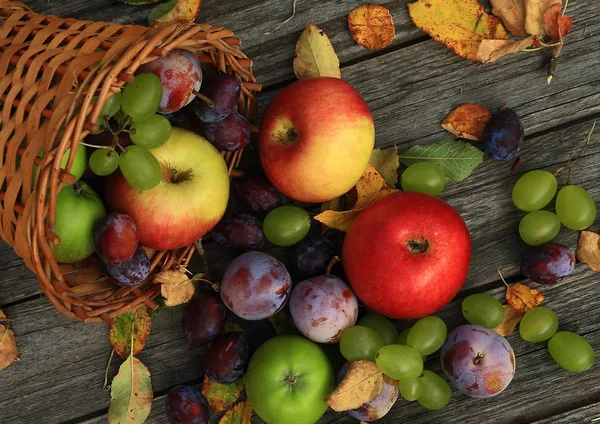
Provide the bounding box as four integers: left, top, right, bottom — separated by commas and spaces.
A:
52, 181, 106, 263
246, 335, 334, 424
33, 144, 88, 184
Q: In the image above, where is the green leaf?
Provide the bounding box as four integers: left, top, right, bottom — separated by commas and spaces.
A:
148, 0, 178, 24
369, 147, 399, 187
218, 399, 253, 424
267, 310, 299, 335
108, 355, 153, 424
225, 319, 243, 333
201, 374, 245, 414
109, 307, 152, 360
398, 139, 484, 182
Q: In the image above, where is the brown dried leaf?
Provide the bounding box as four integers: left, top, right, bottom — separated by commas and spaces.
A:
576, 231, 600, 272
293, 23, 341, 80
326, 360, 383, 411
490, 0, 528, 36
347, 4, 395, 50
154, 269, 195, 307
369, 147, 399, 187
0, 309, 18, 371
441, 104, 492, 141
525, 0, 561, 36
506, 283, 545, 314
150, 0, 202, 28
492, 305, 523, 337
543, 3, 573, 40
476, 36, 535, 63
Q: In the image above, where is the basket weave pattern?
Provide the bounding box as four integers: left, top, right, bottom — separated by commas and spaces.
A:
0, 2, 260, 325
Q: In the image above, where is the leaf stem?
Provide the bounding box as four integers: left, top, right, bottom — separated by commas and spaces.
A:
497, 269, 509, 288
264, 0, 297, 35
554, 121, 596, 178
103, 349, 115, 391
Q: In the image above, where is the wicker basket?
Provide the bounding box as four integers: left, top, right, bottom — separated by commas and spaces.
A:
0, 1, 261, 325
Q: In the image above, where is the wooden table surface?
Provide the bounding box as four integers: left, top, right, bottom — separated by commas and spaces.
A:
1, 0, 600, 423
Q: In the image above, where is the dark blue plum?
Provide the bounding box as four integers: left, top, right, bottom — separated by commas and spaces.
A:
481, 108, 524, 162
293, 235, 338, 278
105, 245, 149, 287
211, 214, 265, 250
192, 74, 241, 122
201, 111, 250, 151
520, 243, 575, 284
205, 331, 249, 383
165, 385, 210, 424
236, 176, 284, 214
182, 294, 227, 346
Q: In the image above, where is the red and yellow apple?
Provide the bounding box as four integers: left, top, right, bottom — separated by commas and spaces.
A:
106, 127, 229, 251
258, 77, 375, 203
342, 191, 471, 319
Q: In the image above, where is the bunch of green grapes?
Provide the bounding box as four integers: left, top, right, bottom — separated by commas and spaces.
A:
88, 73, 172, 191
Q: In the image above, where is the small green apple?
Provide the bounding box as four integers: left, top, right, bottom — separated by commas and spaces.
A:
246, 335, 334, 424
33, 144, 88, 184
52, 181, 106, 263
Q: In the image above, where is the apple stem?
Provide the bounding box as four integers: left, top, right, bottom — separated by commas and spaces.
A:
473, 352, 485, 365
287, 375, 298, 386
193, 90, 215, 108
325, 256, 341, 276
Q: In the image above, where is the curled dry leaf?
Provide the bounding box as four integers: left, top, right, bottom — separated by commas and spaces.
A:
492, 305, 523, 337
149, 0, 202, 28
408, 0, 508, 62
490, 0, 527, 36
293, 23, 341, 80
576, 231, 600, 272
109, 307, 152, 360
441, 104, 492, 141
201, 373, 245, 414
326, 359, 384, 411
543, 3, 573, 40
347, 4, 396, 50
506, 283, 545, 314
524, 0, 561, 37
369, 147, 399, 187
218, 398, 253, 424
154, 269, 195, 306
477, 36, 535, 63
0, 309, 18, 371
108, 355, 153, 424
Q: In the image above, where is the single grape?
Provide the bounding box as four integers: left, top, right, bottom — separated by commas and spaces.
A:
201, 111, 250, 152
555, 185, 597, 230
130, 114, 172, 149
339, 326, 384, 362
192, 74, 241, 122
119, 145, 162, 191
375, 344, 423, 380
263, 206, 311, 246
293, 235, 338, 278
121, 73, 163, 121
105, 245, 149, 287
236, 176, 284, 214
182, 294, 227, 346
165, 385, 210, 424
548, 331, 595, 372
205, 332, 249, 384
211, 214, 265, 250
400, 162, 446, 196
481, 108, 524, 162
518, 210, 561, 246
417, 371, 451, 410
358, 313, 398, 345
462, 294, 504, 329
519, 307, 558, 343
89, 148, 119, 176
101, 91, 122, 118
398, 377, 424, 402
520, 243, 575, 284
397, 328, 410, 345
407, 316, 447, 356
94, 213, 138, 267
512, 170, 557, 212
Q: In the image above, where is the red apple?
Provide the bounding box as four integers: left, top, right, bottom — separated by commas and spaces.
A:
105, 127, 230, 251
258, 77, 375, 203
342, 191, 471, 319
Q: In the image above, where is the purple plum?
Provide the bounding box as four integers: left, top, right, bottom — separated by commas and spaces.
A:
165, 385, 210, 424
520, 243, 575, 284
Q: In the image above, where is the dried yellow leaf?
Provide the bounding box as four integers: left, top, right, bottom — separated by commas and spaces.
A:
150, 0, 202, 28
293, 23, 341, 80
154, 269, 195, 306
524, 0, 561, 36
369, 147, 399, 187
492, 305, 523, 337
477, 36, 535, 63
347, 4, 396, 50
0, 309, 18, 371
506, 283, 545, 314
325, 360, 383, 411
577, 231, 600, 272
490, 0, 528, 36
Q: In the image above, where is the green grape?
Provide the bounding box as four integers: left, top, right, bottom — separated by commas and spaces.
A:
357, 313, 398, 345
375, 344, 423, 380
407, 316, 447, 356
130, 114, 172, 149
555, 185, 597, 230
400, 162, 446, 196
102, 91, 122, 118
518, 211, 561, 246
398, 377, 423, 402
397, 328, 411, 345
519, 307, 558, 343
119, 145, 162, 191
263, 206, 311, 246
462, 294, 504, 329
89, 148, 119, 176
417, 371, 451, 410
512, 170, 557, 212
548, 331, 595, 372
339, 326, 384, 362
121, 73, 163, 121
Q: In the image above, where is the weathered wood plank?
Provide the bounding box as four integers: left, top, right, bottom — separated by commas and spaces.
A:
533, 402, 600, 423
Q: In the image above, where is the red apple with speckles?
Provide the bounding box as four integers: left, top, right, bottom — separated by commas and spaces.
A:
258, 77, 375, 203
289, 275, 358, 343
139, 49, 202, 114
342, 191, 471, 319
220, 251, 292, 320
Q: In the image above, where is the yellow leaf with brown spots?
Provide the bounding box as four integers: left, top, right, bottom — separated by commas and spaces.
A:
149, 0, 202, 28
293, 23, 341, 80
325, 360, 383, 411
506, 283, 545, 314
347, 4, 396, 50
492, 305, 523, 337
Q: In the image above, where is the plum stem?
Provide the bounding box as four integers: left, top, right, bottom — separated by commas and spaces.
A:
193, 90, 215, 108
473, 352, 485, 365
325, 256, 341, 276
